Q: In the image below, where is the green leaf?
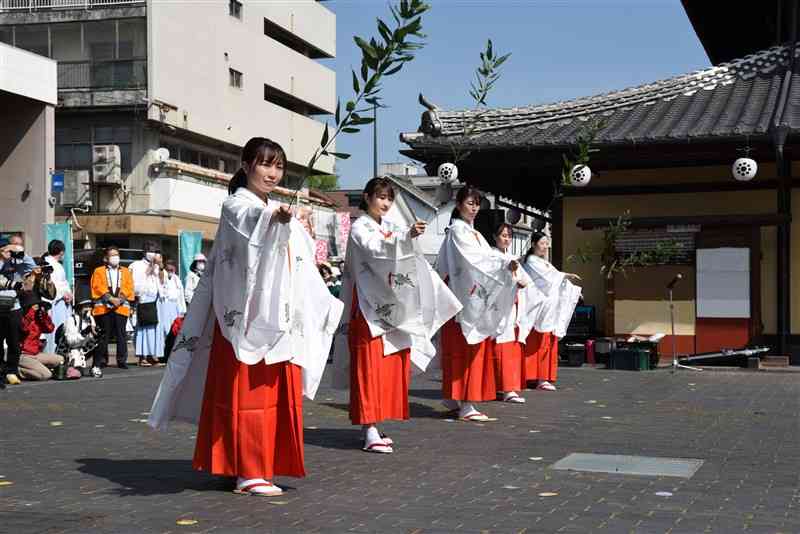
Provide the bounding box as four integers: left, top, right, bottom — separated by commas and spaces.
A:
346, 101, 356, 112
378, 19, 392, 43
361, 60, 369, 82
384, 64, 403, 76
354, 36, 378, 60
342, 128, 360, 133
487, 39, 493, 60
329, 152, 351, 159
320, 123, 329, 148
335, 101, 340, 125
352, 70, 360, 94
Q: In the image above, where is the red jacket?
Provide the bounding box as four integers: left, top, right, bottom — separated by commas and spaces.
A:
21, 306, 54, 355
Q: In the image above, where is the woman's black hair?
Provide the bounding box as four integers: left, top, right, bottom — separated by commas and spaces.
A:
228, 137, 288, 195
524, 231, 548, 261
449, 186, 483, 224
47, 239, 65, 257
359, 176, 396, 211
189, 260, 200, 273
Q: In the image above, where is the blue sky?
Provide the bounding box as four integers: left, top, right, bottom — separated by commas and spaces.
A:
322, 0, 711, 189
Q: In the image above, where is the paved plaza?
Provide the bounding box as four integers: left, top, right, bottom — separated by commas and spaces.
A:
0, 365, 798, 533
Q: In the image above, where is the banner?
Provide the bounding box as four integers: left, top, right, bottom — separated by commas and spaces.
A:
178, 231, 203, 286
43, 222, 74, 289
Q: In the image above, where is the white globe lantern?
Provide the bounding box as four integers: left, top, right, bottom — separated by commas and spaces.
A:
437, 162, 458, 182
732, 157, 757, 181
570, 164, 592, 187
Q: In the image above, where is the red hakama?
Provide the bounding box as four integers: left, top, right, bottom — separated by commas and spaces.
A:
523, 330, 559, 383
493, 333, 525, 392
348, 296, 411, 425
193, 322, 305, 480
441, 318, 497, 402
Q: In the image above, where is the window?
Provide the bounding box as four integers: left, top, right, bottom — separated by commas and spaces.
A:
117, 19, 147, 59
229, 68, 243, 89
51, 23, 82, 62
15, 25, 49, 57
0, 27, 13, 46
229, 0, 242, 19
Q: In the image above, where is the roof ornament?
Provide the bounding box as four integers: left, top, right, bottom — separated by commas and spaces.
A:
419, 93, 442, 135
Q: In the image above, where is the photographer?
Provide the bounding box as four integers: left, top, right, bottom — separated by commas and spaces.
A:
0, 233, 36, 385
42, 239, 73, 353
18, 291, 64, 381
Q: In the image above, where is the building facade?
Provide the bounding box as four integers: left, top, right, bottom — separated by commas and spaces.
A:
0, 41, 56, 255
0, 0, 336, 257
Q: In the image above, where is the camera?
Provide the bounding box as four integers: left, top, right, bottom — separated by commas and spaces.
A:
11, 250, 24, 260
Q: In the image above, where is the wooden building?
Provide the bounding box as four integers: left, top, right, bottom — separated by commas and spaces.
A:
400, 1, 800, 363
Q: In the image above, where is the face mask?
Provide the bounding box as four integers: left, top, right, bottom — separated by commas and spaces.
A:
196, 263, 206, 273
145, 252, 156, 261
167, 271, 175, 278
108, 256, 120, 267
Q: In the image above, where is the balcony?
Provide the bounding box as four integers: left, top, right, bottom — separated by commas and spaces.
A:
0, 0, 144, 11
58, 58, 145, 90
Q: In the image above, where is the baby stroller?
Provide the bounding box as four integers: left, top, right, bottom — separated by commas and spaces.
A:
55, 300, 101, 378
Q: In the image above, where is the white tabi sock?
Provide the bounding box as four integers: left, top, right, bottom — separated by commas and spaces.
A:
363, 425, 382, 444
458, 403, 480, 419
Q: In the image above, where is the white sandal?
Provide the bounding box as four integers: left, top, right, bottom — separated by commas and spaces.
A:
233, 478, 283, 497
502, 392, 526, 403
362, 439, 393, 454
536, 381, 557, 391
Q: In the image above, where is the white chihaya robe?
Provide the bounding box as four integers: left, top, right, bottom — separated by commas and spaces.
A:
148, 187, 344, 431
522, 254, 582, 339
436, 219, 517, 345
333, 215, 461, 388
492, 247, 534, 344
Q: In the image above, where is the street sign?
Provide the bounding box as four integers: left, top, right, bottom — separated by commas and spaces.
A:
52, 171, 65, 193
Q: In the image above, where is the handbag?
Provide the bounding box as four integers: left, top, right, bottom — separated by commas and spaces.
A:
137, 301, 159, 326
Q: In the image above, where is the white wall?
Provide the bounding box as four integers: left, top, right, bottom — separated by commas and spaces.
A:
147, 0, 335, 173
149, 177, 228, 219
0, 41, 57, 105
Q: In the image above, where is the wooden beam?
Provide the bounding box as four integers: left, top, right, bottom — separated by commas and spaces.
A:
576, 213, 790, 230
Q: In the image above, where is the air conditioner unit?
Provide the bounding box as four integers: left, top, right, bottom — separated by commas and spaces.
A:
92, 144, 122, 184
61, 170, 90, 207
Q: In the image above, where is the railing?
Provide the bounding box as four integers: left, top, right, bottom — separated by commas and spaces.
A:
0, 0, 144, 11
58, 59, 146, 90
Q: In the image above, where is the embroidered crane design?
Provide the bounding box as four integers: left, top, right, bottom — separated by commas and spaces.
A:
469, 283, 491, 307
223, 307, 242, 327
220, 246, 236, 267
388, 272, 415, 289
172, 334, 199, 354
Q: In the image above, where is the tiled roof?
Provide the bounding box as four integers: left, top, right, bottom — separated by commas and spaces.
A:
402, 44, 800, 149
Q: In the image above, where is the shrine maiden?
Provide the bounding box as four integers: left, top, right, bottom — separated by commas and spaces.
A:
333, 177, 461, 453
522, 231, 581, 391
436, 187, 520, 422
148, 137, 343, 496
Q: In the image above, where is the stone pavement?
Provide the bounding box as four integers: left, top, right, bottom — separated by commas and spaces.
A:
0, 365, 798, 534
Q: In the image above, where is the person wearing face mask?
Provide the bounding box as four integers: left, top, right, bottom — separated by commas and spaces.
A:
42, 239, 73, 354
184, 253, 206, 306
158, 259, 185, 362
0, 233, 36, 385
91, 246, 134, 372
130, 242, 164, 367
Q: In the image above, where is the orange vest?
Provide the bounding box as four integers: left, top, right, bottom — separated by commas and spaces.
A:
91, 265, 134, 317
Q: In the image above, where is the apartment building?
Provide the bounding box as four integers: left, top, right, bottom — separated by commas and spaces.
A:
0, 0, 336, 255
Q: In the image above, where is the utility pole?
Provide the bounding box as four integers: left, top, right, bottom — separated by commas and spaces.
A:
373, 103, 378, 178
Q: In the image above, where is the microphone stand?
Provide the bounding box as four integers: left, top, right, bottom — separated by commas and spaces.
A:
668, 279, 702, 373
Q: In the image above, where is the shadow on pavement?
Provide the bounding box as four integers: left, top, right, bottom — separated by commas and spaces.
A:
304, 427, 363, 450
76, 458, 229, 496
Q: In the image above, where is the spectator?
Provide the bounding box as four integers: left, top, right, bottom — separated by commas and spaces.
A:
91, 246, 134, 372
184, 253, 206, 306
130, 242, 164, 367
296, 206, 316, 239
318, 262, 341, 298
158, 259, 185, 363
17, 291, 64, 381
0, 233, 36, 385
42, 239, 73, 353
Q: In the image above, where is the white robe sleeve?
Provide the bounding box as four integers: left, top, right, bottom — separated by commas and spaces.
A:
436, 220, 517, 344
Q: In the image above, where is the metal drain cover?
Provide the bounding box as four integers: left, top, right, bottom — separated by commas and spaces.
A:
551, 453, 704, 478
